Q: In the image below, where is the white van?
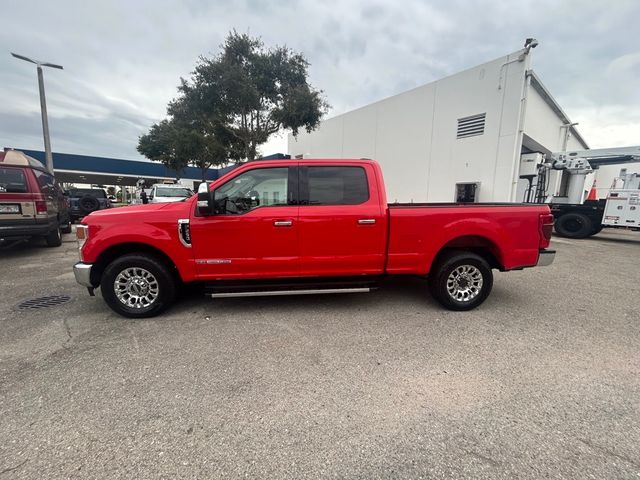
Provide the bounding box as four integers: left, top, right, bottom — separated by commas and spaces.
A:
148, 184, 194, 203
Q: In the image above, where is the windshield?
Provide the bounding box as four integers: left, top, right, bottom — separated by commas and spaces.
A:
155, 187, 193, 197
69, 189, 107, 198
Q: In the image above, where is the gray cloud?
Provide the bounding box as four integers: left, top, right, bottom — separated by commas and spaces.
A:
1, 0, 638, 160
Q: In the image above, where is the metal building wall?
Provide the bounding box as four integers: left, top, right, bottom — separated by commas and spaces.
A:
289, 48, 588, 204
289, 49, 534, 202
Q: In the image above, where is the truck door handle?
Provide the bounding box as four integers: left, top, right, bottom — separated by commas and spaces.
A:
358, 219, 376, 225
273, 220, 293, 227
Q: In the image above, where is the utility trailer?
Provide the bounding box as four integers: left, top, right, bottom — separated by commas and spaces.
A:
522, 146, 640, 238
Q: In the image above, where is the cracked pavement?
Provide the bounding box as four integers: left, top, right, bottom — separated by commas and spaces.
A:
0, 230, 639, 479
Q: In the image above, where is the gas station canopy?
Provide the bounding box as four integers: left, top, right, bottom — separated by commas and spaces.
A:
5, 148, 223, 187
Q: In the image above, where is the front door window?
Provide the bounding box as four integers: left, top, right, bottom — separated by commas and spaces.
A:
214, 167, 289, 214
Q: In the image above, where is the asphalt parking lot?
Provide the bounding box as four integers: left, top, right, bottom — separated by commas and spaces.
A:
1, 230, 639, 479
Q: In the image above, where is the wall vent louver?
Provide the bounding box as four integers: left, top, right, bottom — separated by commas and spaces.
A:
457, 113, 486, 139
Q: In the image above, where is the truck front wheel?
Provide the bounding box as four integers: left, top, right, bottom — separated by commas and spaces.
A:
429, 251, 493, 311
101, 254, 176, 318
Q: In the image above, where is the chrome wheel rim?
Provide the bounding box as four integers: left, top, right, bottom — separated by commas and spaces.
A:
446, 265, 483, 302
114, 267, 159, 309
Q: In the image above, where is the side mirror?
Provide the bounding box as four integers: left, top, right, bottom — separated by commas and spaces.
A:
197, 182, 214, 215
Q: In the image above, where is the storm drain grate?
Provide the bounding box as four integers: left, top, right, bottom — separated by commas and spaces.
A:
18, 295, 72, 310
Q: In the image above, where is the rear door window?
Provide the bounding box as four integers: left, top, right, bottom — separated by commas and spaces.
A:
305, 166, 369, 205
0, 167, 28, 193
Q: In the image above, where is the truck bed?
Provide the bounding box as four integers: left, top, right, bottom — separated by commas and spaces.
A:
386, 202, 550, 274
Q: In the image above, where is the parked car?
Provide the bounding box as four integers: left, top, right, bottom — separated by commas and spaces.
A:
149, 184, 194, 203
0, 149, 71, 247
72, 158, 555, 318
66, 188, 111, 222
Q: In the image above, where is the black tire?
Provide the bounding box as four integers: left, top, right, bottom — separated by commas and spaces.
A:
61, 218, 72, 234
79, 195, 100, 215
44, 226, 62, 247
428, 250, 493, 311
554, 213, 593, 239
591, 224, 603, 235
101, 254, 176, 318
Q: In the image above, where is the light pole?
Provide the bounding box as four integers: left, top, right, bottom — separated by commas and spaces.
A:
11, 53, 63, 175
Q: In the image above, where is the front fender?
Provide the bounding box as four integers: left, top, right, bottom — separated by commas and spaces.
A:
81, 221, 197, 282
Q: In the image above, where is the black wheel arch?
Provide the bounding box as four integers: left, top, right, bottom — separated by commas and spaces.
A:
430, 236, 503, 275
90, 243, 181, 287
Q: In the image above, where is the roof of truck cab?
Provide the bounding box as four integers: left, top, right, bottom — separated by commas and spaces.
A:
240, 158, 380, 168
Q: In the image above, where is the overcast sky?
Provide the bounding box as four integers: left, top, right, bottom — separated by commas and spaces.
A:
1, 0, 638, 161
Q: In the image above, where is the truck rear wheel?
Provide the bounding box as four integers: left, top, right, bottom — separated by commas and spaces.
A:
554, 213, 593, 239
429, 251, 493, 311
61, 218, 72, 234
101, 254, 176, 318
45, 226, 62, 247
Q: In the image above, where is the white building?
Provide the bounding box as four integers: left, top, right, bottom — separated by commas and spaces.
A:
289, 45, 589, 203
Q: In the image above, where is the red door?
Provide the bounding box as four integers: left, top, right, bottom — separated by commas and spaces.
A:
298, 163, 387, 277
190, 166, 299, 280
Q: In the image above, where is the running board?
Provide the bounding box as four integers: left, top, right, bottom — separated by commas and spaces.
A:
210, 287, 371, 299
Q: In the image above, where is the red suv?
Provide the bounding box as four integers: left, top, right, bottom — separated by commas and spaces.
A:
0, 149, 71, 247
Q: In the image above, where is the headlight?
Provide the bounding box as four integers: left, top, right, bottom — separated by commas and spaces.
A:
76, 225, 89, 260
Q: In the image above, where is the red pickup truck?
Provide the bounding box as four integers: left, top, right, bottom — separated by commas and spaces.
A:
73, 159, 555, 318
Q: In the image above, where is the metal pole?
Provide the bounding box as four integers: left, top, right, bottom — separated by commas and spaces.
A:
36, 65, 54, 174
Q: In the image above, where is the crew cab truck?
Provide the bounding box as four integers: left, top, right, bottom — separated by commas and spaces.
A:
73, 159, 555, 318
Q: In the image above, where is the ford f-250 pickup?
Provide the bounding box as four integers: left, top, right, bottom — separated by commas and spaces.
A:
73, 159, 555, 318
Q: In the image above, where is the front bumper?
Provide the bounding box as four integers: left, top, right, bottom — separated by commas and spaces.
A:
73, 262, 94, 287
537, 249, 556, 267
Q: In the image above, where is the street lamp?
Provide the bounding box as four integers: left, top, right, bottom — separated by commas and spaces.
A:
11, 52, 63, 175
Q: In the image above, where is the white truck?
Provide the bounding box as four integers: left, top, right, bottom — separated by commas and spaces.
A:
602, 173, 640, 229
521, 146, 640, 238
148, 183, 194, 204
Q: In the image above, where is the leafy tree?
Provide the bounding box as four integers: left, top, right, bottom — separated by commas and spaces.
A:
138, 31, 328, 174
168, 97, 233, 179
137, 120, 189, 178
